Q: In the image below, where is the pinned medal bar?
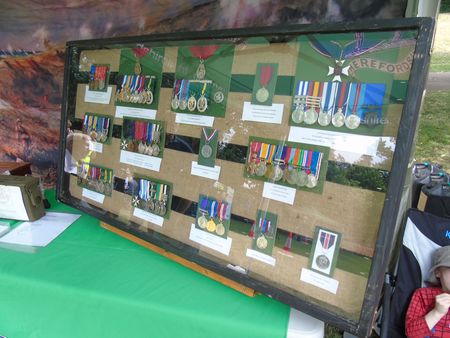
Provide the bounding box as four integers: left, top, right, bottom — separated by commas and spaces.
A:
77, 163, 114, 197
171, 79, 212, 114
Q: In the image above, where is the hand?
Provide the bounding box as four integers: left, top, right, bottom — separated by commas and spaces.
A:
434, 293, 450, 316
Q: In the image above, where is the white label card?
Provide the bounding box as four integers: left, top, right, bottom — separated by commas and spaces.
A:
89, 141, 103, 153
189, 224, 232, 256
0, 185, 29, 220
119, 150, 162, 172
84, 86, 112, 105
300, 268, 339, 294
191, 162, 221, 180
82, 188, 105, 204
288, 126, 389, 157
133, 208, 164, 227
246, 249, 276, 266
262, 182, 296, 205
115, 106, 157, 119
242, 101, 284, 124
175, 113, 214, 127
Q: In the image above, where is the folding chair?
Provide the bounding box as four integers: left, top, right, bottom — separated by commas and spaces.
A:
380, 209, 450, 338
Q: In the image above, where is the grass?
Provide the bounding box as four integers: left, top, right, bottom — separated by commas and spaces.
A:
415, 90, 450, 170
430, 14, 450, 72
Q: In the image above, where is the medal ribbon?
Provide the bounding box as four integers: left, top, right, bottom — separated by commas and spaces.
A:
259, 143, 269, 160
209, 200, 217, 218
267, 144, 276, 164
306, 150, 313, 174
132, 47, 151, 59
200, 196, 208, 212
259, 66, 273, 87
189, 45, 219, 60
293, 149, 300, 169
320, 231, 336, 250
337, 82, 348, 109
147, 123, 154, 144
202, 128, 217, 144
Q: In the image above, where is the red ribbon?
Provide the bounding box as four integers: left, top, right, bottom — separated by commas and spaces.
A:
189, 45, 219, 60
132, 47, 151, 58
259, 66, 272, 86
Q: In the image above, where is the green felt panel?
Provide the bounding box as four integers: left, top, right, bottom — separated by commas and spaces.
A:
0, 190, 290, 338
173, 44, 235, 117
251, 63, 279, 106
290, 30, 417, 136
116, 48, 165, 110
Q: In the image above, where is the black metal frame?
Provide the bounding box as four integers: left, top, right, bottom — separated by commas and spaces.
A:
56, 17, 434, 337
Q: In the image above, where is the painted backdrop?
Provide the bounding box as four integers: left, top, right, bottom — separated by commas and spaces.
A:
0, 0, 407, 186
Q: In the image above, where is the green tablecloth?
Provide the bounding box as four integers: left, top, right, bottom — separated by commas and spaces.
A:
0, 191, 290, 338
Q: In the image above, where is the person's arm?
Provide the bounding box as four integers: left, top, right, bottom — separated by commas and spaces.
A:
405, 289, 450, 338
424, 293, 450, 330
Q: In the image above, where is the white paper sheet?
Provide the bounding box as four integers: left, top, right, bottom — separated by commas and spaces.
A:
191, 161, 221, 180
0, 212, 80, 247
115, 106, 157, 119
242, 101, 284, 124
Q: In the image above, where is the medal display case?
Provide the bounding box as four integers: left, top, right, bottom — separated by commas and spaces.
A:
57, 18, 433, 336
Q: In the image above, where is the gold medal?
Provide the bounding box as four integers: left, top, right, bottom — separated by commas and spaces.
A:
197, 95, 208, 112
134, 62, 142, 75
206, 219, 216, 233
187, 95, 197, 111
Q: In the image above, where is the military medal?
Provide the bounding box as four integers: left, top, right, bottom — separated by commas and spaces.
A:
197, 197, 208, 229
256, 217, 270, 250
189, 45, 219, 80
255, 65, 273, 103
332, 82, 349, 128
171, 79, 182, 110
179, 80, 189, 110
291, 104, 305, 124
132, 47, 150, 76
318, 82, 338, 127
303, 81, 323, 125
215, 201, 227, 236
145, 76, 154, 105
187, 94, 197, 112
200, 127, 217, 159
206, 200, 217, 232
345, 83, 362, 129
291, 80, 309, 124
315, 230, 337, 270
213, 91, 224, 104
332, 108, 345, 127
197, 82, 209, 113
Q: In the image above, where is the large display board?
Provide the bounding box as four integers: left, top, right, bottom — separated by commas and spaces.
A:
57, 18, 433, 336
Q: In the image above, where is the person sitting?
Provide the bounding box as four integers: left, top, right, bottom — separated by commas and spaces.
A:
405, 246, 450, 338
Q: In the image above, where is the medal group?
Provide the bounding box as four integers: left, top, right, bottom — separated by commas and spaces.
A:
75, 32, 400, 282
290, 80, 386, 130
